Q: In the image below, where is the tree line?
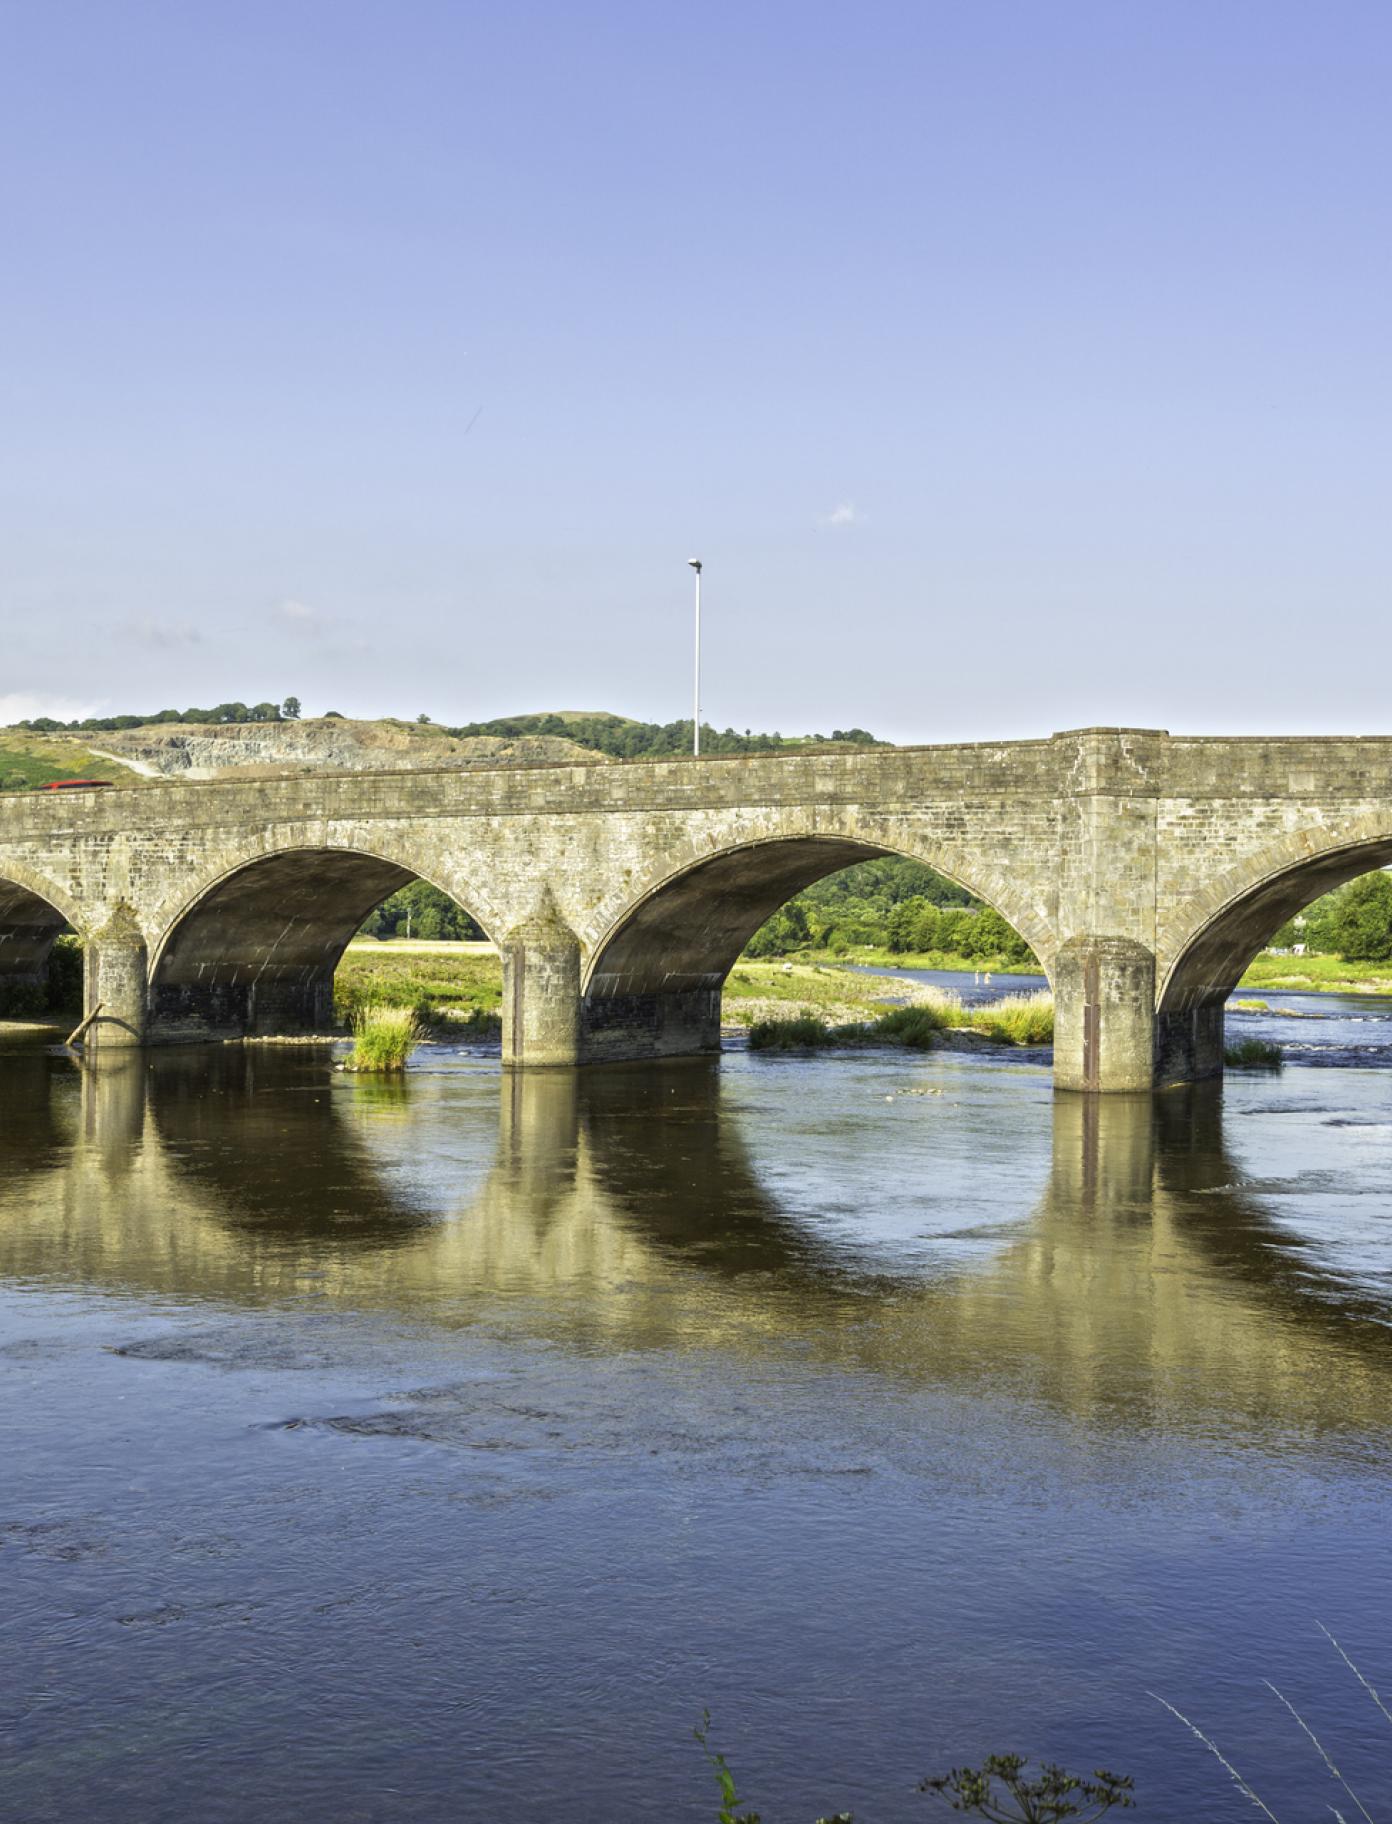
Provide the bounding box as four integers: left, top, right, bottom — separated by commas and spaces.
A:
10, 704, 880, 757
444, 712, 882, 758
746, 858, 1039, 966
1274, 872, 1392, 961
359, 882, 484, 942
16, 698, 303, 733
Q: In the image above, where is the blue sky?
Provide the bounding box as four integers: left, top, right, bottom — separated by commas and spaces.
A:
1, 1, 1388, 739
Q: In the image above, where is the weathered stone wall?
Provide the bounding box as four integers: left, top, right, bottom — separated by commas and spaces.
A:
4, 729, 1392, 1086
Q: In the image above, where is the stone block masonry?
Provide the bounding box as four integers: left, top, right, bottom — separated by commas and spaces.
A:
4, 728, 1392, 1089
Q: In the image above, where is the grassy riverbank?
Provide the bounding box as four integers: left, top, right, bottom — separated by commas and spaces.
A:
777, 944, 1044, 977
1236, 952, 1392, 993
336, 938, 502, 1031
722, 959, 944, 1025
332, 946, 1051, 1045
749, 990, 1053, 1052
774, 942, 1392, 997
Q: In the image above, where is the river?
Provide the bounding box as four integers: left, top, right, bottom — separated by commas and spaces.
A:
3, 979, 1392, 1821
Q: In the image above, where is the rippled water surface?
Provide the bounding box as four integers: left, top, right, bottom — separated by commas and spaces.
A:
4, 997, 1392, 1821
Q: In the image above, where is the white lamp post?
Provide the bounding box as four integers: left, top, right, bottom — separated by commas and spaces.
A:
687, 558, 702, 756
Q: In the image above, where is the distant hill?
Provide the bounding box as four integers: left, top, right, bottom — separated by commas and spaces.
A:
0, 730, 152, 793
446, 712, 883, 759
1, 706, 886, 788
67, 719, 602, 783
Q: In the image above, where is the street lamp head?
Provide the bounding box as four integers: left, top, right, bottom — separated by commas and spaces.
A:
687, 557, 702, 572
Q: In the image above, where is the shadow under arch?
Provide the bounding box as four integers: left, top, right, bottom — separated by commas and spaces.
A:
0, 866, 79, 1017
581, 833, 1048, 1062
1157, 832, 1392, 1081
148, 844, 496, 1040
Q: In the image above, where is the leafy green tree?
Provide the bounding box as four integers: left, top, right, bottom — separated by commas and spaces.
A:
282, 696, 302, 720
908, 902, 943, 952
1327, 870, 1392, 961
935, 907, 975, 954
971, 907, 1035, 967
359, 882, 483, 941
745, 902, 810, 957
888, 896, 932, 952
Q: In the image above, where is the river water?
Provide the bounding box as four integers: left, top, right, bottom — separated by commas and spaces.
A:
3, 980, 1392, 1821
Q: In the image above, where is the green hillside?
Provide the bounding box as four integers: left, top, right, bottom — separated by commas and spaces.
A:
0, 733, 148, 794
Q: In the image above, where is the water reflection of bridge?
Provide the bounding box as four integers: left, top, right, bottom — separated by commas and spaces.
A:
1, 1050, 1388, 1446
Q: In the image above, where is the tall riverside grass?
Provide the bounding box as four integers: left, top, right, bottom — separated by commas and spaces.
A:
335, 946, 501, 1031
747, 1013, 838, 1050
1157, 1622, 1390, 1822
966, 990, 1055, 1046
746, 991, 1052, 1052
345, 1004, 422, 1072
1224, 1037, 1283, 1069
873, 1003, 952, 1046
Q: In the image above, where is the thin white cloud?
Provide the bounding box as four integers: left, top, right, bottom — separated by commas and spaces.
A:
277, 597, 330, 630
0, 692, 108, 725
823, 500, 863, 529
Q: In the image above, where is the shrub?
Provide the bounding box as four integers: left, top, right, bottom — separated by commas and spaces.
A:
344, 1005, 421, 1072
748, 1014, 835, 1050
1224, 1037, 1282, 1069
967, 991, 1054, 1046
872, 1004, 950, 1047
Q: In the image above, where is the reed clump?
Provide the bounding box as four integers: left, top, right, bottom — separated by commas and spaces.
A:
965, 990, 1055, 1046
344, 1004, 422, 1072
1224, 1037, 1282, 1069
746, 991, 1051, 1053
872, 1003, 953, 1046
747, 1013, 839, 1050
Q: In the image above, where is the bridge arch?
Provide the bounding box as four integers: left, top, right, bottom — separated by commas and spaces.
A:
1156, 820, 1392, 1081
147, 842, 500, 1040
0, 861, 84, 1018
578, 827, 1053, 1062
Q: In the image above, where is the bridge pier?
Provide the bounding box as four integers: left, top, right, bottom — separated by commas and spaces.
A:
86, 903, 148, 1053
580, 987, 722, 1064
1155, 1003, 1225, 1086
501, 896, 583, 1069
1053, 936, 1157, 1093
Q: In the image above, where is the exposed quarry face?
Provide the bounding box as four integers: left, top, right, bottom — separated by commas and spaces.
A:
86, 719, 603, 780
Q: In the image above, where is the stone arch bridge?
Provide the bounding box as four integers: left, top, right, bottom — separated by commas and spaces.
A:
2, 726, 1389, 1090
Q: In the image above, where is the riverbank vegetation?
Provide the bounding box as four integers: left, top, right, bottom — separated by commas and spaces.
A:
358, 881, 484, 942
744, 858, 1039, 969
747, 987, 1054, 1052
0, 933, 83, 1019
1224, 1037, 1283, 1069
343, 1005, 422, 1072
1235, 871, 1392, 992
335, 940, 501, 1032
724, 962, 969, 1027
1238, 949, 1392, 992
331, 948, 1041, 1046
694, 1713, 1133, 1822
